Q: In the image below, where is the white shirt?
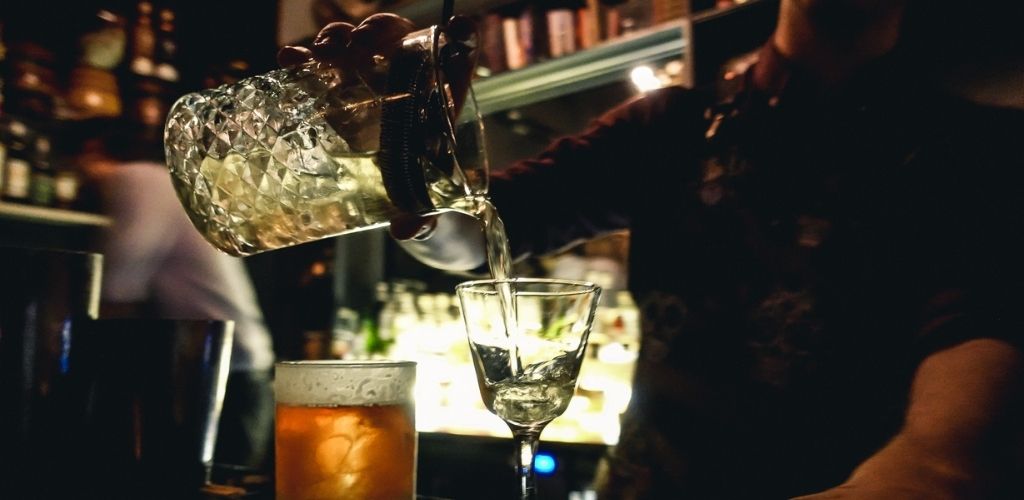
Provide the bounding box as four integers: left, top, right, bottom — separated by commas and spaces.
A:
99, 162, 275, 371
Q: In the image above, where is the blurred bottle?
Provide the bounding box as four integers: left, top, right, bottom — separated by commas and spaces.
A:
478, 12, 508, 75
302, 331, 330, 360
363, 282, 393, 357
0, 247, 103, 499
2, 118, 32, 203
651, 0, 691, 24
0, 19, 7, 116
0, 124, 6, 198
29, 134, 55, 207
129, 1, 156, 77
0, 119, 8, 196
53, 165, 82, 210
4, 42, 58, 120
296, 245, 336, 336
50, 120, 86, 211
375, 283, 401, 355
600, 0, 627, 39
66, 67, 122, 119
500, 4, 528, 70
547, 1, 580, 58
518, 3, 546, 64
298, 245, 334, 360
126, 76, 171, 144
390, 283, 422, 351
0, 22, 5, 195
332, 306, 364, 359
577, 0, 602, 49
67, 8, 126, 119
154, 8, 179, 83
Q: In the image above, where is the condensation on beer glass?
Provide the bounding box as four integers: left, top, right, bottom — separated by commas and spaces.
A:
274, 360, 417, 500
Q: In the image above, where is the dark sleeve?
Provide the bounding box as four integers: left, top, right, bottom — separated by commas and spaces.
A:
910, 104, 1024, 358
488, 86, 708, 259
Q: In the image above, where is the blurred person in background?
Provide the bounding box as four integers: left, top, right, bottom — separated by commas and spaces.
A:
284, 0, 1024, 497
70, 119, 276, 471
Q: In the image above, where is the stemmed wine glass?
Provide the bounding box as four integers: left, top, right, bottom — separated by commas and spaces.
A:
457, 278, 601, 500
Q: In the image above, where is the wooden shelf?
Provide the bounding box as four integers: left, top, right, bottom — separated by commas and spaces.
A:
0, 202, 112, 227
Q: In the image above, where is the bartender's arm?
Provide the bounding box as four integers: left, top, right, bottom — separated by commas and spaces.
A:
796, 338, 1022, 499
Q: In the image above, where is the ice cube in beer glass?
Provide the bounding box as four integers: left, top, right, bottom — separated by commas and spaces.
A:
275, 361, 416, 500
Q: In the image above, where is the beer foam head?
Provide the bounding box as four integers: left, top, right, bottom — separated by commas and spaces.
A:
274, 360, 416, 406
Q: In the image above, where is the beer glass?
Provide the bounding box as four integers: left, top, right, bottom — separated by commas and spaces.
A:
457, 279, 601, 500
274, 360, 416, 500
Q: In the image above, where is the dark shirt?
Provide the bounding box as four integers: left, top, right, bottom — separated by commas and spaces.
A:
489, 44, 1024, 499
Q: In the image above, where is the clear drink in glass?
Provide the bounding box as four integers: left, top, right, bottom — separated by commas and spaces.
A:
457, 278, 601, 500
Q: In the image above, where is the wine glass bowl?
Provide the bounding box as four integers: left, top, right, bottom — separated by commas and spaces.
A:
457, 278, 601, 499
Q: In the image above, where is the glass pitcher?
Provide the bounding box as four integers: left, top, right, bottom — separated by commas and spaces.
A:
164, 25, 487, 256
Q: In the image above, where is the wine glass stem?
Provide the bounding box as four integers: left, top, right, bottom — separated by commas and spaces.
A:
512, 429, 541, 500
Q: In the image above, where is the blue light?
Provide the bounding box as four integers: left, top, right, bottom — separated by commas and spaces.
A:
534, 453, 556, 475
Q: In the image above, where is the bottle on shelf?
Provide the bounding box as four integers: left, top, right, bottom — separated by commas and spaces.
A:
4, 42, 58, 120
577, 0, 602, 50
67, 7, 126, 119
527, 4, 546, 63
1, 19, 7, 115
478, 11, 508, 75
129, 1, 156, 77
0, 120, 8, 196
546, 1, 580, 58
53, 165, 82, 211
651, 0, 691, 24
601, 0, 627, 39
500, 4, 528, 70
332, 306, 364, 359
295, 244, 337, 359
29, 134, 55, 207
0, 23, 6, 186
363, 282, 394, 357
153, 8, 179, 83
2, 118, 32, 203
128, 77, 170, 130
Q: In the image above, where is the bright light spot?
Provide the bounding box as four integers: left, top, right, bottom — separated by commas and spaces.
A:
534, 453, 556, 475
84, 92, 103, 107
665, 60, 685, 76
630, 66, 662, 93
601, 422, 621, 445
567, 395, 591, 415
597, 342, 637, 364
603, 382, 632, 415
98, 9, 118, 22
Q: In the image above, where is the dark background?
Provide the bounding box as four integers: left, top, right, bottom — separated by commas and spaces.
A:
1, 1, 1020, 498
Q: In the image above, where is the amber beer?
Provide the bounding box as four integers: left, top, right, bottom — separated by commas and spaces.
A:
274, 361, 416, 500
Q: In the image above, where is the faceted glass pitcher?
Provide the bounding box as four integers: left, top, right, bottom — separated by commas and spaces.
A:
164, 26, 487, 256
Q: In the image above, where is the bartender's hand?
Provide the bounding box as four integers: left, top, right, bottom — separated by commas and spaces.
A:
278, 13, 478, 241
